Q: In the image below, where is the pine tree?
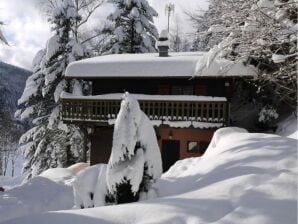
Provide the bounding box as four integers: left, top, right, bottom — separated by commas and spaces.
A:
104, 0, 159, 54
16, 0, 90, 179
106, 93, 162, 204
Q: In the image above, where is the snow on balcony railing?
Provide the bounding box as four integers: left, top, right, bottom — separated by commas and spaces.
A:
61, 93, 229, 126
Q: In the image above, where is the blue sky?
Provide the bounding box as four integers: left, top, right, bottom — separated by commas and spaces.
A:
0, 0, 208, 70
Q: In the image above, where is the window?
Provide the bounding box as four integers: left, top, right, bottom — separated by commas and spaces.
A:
172, 85, 193, 95
158, 84, 170, 95
187, 141, 209, 155
194, 84, 207, 96
188, 141, 199, 152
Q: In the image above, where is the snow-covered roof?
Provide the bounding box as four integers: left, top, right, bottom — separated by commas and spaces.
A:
65, 52, 257, 79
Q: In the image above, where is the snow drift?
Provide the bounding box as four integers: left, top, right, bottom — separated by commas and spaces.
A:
0, 176, 73, 223
0, 164, 94, 223
2, 127, 297, 224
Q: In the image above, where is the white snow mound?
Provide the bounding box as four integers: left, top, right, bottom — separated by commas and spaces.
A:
2, 127, 297, 224
0, 176, 73, 223
73, 164, 107, 209
39, 168, 74, 184
276, 114, 297, 140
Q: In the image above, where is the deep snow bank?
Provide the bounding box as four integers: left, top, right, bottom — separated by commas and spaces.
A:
0, 176, 23, 191
4, 127, 297, 224
276, 114, 297, 139
0, 163, 92, 223
0, 176, 73, 223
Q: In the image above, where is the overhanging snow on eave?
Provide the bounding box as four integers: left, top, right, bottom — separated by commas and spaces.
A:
64, 75, 194, 80
60, 92, 227, 102
194, 57, 258, 79
64, 74, 256, 80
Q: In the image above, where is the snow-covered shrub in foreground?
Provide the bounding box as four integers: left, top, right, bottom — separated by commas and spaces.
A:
106, 92, 162, 204
73, 164, 107, 209
73, 94, 162, 208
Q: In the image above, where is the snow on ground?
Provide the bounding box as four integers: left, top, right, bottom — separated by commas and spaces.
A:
67, 163, 89, 176
39, 168, 74, 184
276, 114, 297, 139
2, 127, 297, 224
0, 176, 74, 223
0, 163, 92, 223
73, 164, 107, 208
0, 176, 23, 191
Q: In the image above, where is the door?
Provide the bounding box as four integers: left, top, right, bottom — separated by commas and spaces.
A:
91, 127, 113, 165
162, 140, 180, 172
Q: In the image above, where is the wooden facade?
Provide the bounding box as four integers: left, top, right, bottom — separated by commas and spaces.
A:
62, 97, 229, 125
61, 77, 231, 171
92, 78, 227, 97
89, 126, 216, 171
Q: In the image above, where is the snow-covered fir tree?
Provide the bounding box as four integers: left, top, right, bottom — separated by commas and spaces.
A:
104, 0, 159, 54
16, 0, 90, 179
106, 93, 162, 204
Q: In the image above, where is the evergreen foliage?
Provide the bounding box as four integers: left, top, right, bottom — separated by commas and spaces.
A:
104, 0, 159, 54
16, 0, 90, 179
106, 93, 162, 204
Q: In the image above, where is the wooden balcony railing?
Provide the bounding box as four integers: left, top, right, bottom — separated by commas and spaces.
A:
61, 94, 229, 126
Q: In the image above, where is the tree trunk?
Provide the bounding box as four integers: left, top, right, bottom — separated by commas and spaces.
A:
0, 152, 2, 176
82, 127, 88, 163
3, 150, 9, 176
130, 20, 135, 53
11, 158, 15, 177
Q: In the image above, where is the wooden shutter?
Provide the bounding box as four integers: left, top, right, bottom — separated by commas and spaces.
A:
194, 84, 207, 96
158, 84, 170, 95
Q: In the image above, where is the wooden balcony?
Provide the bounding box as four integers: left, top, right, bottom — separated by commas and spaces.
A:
61, 93, 229, 127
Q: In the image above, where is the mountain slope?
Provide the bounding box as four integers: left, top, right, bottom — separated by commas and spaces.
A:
0, 61, 31, 176
0, 61, 31, 113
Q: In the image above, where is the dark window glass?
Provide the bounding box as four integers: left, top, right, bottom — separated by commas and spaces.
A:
172, 85, 193, 95
187, 141, 209, 155
187, 141, 199, 152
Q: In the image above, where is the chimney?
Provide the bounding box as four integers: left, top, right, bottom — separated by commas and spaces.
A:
157, 30, 169, 57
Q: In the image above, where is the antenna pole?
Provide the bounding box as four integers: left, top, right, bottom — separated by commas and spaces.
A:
165, 3, 175, 33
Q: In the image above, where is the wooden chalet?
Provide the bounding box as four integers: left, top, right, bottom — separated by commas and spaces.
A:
61, 38, 257, 172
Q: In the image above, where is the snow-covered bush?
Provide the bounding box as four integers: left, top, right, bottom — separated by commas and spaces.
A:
106, 92, 162, 204
73, 164, 107, 209
258, 106, 279, 127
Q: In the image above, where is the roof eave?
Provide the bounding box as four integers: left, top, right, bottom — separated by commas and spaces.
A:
64, 74, 256, 80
